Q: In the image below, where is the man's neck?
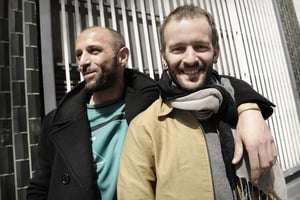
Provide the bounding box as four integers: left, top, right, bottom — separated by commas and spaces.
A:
89, 84, 124, 105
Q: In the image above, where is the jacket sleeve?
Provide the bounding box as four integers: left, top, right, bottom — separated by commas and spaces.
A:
220, 75, 275, 119
118, 118, 156, 200
27, 111, 54, 200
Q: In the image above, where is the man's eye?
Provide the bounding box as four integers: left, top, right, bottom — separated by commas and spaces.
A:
171, 47, 185, 53
91, 50, 100, 55
194, 45, 208, 52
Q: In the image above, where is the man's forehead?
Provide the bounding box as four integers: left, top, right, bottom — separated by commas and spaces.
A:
164, 17, 211, 36
79, 28, 110, 40
76, 30, 112, 47
168, 16, 208, 26
83, 26, 108, 34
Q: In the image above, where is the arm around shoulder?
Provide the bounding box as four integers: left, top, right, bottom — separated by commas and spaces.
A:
220, 75, 275, 119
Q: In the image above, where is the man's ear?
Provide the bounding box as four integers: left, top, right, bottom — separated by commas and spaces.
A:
118, 47, 129, 67
160, 49, 168, 69
213, 44, 220, 64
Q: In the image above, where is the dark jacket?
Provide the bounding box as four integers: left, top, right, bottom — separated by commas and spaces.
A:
27, 69, 160, 200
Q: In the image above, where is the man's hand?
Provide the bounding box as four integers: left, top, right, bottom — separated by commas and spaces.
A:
232, 103, 277, 183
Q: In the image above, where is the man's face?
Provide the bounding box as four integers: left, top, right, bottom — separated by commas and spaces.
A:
161, 17, 219, 92
75, 27, 121, 92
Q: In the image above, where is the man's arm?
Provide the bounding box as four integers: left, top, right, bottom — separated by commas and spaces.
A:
233, 103, 277, 183
220, 75, 277, 183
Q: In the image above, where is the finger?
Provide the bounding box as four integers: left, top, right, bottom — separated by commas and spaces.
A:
264, 136, 277, 167
232, 136, 244, 164
258, 142, 270, 169
248, 150, 260, 184
264, 127, 277, 166
270, 139, 278, 166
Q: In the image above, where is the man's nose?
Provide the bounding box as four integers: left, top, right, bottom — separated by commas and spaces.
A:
78, 52, 91, 67
183, 47, 198, 65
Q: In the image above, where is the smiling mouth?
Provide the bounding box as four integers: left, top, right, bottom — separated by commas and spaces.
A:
83, 71, 96, 78
182, 68, 202, 75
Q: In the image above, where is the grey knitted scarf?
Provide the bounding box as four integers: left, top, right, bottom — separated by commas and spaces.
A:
170, 88, 234, 199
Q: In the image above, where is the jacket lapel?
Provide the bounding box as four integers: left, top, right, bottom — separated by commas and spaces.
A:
50, 84, 95, 191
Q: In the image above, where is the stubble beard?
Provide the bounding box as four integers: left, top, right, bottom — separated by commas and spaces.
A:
85, 59, 119, 93
167, 62, 213, 92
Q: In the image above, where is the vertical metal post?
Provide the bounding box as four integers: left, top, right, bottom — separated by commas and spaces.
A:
39, 0, 57, 113
109, 0, 117, 30
130, 0, 144, 72
60, 0, 71, 92
120, 0, 133, 68
74, 0, 81, 36
99, 0, 106, 27
87, 0, 93, 26
140, 1, 154, 78
149, 0, 163, 77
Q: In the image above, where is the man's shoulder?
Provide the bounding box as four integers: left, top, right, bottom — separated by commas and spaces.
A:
58, 81, 87, 105
47, 81, 87, 123
131, 97, 165, 122
125, 68, 158, 87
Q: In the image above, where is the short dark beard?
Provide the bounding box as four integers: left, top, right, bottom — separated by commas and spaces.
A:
85, 57, 119, 93
167, 62, 213, 92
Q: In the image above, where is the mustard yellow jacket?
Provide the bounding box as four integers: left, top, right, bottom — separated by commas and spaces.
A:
118, 97, 215, 200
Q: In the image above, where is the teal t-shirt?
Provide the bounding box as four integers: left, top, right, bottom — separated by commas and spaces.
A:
87, 98, 128, 200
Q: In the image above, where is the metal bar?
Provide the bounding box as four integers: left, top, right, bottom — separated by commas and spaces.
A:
99, 0, 106, 27
204, 0, 212, 13
241, 0, 261, 92
219, 0, 238, 76
120, 0, 133, 68
87, 0, 93, 26
74, 0, 81, 36
157, 0, 164, 24
198, 0, 206, 9
227, 0, 250, 81
109, 0, 117, 30
130, 0, 144, 72
235, 0, 256, 87
149, 0, 163, 76
140, 1, 154, 78
60, 0, 71, 92
179, 0, 185, 6
243, 0, 263, 94
192, 0, 199, 6
226, 1, 240, 77
74, 0, 83, 81
163, 0, 171, 16
39, 0, 57, 113
172, 0, 178, 10
211, 0, 227, 75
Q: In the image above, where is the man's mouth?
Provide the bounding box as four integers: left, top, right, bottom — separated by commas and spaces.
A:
182, 68, 202, 75
83, 70, 96, 78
